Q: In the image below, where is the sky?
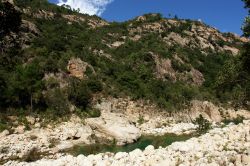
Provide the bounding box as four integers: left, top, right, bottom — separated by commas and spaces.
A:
49, 0, 248, 35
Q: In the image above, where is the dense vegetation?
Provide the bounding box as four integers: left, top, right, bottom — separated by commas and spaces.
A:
0, 0, 249, 131
215, 0, 250, 108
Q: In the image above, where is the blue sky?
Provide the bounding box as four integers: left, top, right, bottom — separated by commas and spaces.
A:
50, 0, 247, 35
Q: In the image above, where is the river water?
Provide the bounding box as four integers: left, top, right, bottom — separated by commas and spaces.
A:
66, 134, 194, 156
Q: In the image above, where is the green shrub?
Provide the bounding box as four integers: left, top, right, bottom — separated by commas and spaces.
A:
87, 79, 103, 93
87, 108, 101, 118
0, 118, 8, 132
44, 88, 69, 116
68, 80, 91, 110
172, 60, 192, 72
194, 115, 211, 133
137, 115, 145, 125
23, 147, 42, 162
223, 116, 244, 125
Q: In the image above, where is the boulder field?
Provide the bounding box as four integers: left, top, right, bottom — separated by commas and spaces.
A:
4, 120, 250, 166
0, 99, 250, 165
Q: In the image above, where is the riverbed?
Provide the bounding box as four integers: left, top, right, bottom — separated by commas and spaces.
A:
65, 134, 194, 156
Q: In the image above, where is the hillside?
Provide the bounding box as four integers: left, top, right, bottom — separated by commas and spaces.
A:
0, 0, 249, 127
1, 0, 250, 165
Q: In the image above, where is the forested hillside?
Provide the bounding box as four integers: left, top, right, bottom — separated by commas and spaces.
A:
0, 0, 249, 130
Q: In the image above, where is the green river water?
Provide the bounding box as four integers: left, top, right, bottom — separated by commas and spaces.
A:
67, 134, 194, 156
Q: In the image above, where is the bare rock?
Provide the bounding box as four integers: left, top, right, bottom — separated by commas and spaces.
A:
189, 100, 222, 122
223, 45, 240, 56
26, 116, 36, 125
189, 68, 205, 86
242, 155, 250, 165
86, 111, 141, 145
0, 130, 10, 138
15, 125, 25, 134
67, 58, 95, 79
111, 41, 125, 48
152, 53, 176, 81
165, 32, 190, 46
67, 58, 88, 79
34, 123, 41, 128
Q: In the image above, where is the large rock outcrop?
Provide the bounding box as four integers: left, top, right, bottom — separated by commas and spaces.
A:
86, 110, 141, 145
177, 100, 250, 123
67, 58, 94, 79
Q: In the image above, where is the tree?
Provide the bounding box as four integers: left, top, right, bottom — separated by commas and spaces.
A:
0, 1, 22, 39
215, 0, 250, 108
194, 115, 211, 133
240, 0, 250, 103
68, 79, 91, 110
242, 0, 250, 37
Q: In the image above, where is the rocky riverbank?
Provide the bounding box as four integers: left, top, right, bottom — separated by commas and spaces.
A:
5, 120, 250, 166
0, 113, 196, 164
0, 98, 249, 164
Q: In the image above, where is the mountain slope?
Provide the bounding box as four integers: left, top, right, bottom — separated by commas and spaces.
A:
0, 0, 248, 126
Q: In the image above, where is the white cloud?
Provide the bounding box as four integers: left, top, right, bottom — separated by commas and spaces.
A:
57, 0, 114, 16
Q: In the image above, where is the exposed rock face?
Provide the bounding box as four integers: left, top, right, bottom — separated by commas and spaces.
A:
93, 97, 169, 124
110, 41, 125, 48
189, 100, 222, 122
67, 58, 92, 79
175, 100, 250, 123
87, 18, 109, 28
22, 7, 108, 29
62, 14, 85, 23
1, 19, 39, 50
165, 32, 190, 46
188, 68, 204, 86
151, 53, 204, 85
152, 54, 177, 82
6, 120, 250, 166
21, 20, 39, 35
128, 17, 248, 56
223, 45, 240, 55
44, 73, 69, 88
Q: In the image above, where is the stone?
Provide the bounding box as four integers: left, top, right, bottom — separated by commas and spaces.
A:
165, 32, 189, 46
86, 111, 141, 145
114, 152, 128, 160
34, 123, 41, 128
188, 100, 222, 122
242, 155, 250, 165
56, 142, 74, 151
144, 145, 155, 156
152, 54, 176, 82
145, 145, 155, 151
15, 125, 25, 134
111, 41, 125, 48
223, 45, 239, 56
0, 130, 10, 137
26, 116, 36, 125
129, 149, 143, 160
67, 58, 93, 79
35, 118, 40, 122
76, 154, 86, 161
153, 159, 176, 166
